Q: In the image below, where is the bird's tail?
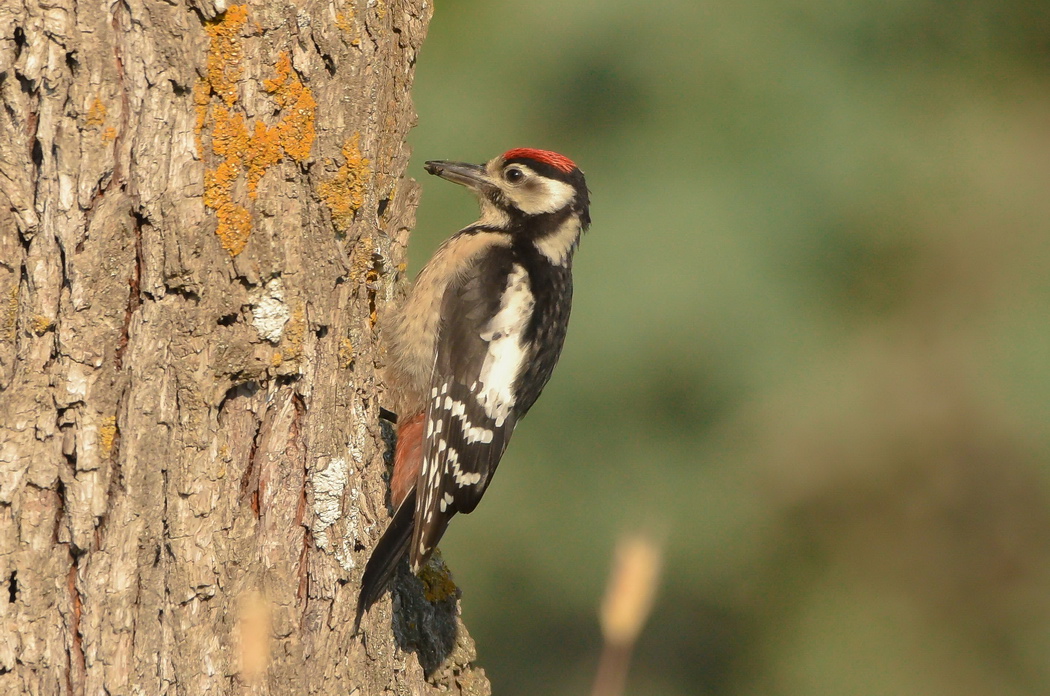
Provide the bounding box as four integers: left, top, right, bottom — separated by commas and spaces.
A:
354, 488, 416, 633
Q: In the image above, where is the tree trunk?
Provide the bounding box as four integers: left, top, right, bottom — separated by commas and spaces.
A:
0, 0, 490, 693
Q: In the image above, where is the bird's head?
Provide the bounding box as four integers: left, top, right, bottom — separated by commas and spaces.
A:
424, 148, 590, 231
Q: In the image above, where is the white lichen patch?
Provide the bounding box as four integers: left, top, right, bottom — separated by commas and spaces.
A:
310, 401, 374, 573
250, 278, 290, 343
311, 457, 348, 552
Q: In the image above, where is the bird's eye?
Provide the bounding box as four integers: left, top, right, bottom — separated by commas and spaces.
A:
504, 167, 525, 183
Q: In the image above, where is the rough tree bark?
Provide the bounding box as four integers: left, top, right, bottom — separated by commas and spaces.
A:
0, 0, 490, 693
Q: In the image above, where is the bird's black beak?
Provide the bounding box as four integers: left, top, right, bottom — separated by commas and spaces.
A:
424, 160, 491, 190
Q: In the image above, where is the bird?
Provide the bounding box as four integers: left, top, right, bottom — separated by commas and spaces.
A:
355, 148, 591, 631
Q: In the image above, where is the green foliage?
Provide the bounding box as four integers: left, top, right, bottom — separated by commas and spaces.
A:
407, 1, 1050, 694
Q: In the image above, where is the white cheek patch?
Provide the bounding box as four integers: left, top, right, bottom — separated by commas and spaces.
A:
533, 214, 582, 266
510, 179, 576, 216
474, 264, 533, 426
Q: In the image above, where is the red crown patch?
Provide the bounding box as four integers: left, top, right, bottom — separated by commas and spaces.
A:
501, 148, 576, 174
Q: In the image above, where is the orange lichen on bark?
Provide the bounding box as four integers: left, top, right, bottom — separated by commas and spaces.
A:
197, 5, 251, 254
204, 4, 248, 107
318, 133, 370, 232
335, 10, 354, 33
30, 315, 53, 335
244, 121, 283, 198
217, 204, 253, 256
210, 107, 281, 199
99, 416, 118, 458
196, 10, 316, 255
86, 98, 107, 128
204, 159, 252, 256
265, 52, 316, 162
211, 105, 249, 159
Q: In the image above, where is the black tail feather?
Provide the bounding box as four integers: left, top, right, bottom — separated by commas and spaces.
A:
354, 489, 416, 633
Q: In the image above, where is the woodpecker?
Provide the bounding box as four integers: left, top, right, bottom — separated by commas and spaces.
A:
355, 148, 591, 629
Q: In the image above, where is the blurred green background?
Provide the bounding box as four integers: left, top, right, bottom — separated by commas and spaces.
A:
403, 1, 1050, 694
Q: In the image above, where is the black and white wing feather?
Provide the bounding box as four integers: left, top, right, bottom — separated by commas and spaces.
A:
409, 249, 534, 571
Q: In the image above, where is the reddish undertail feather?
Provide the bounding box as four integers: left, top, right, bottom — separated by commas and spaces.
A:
502, 147, 577, 173
391, 412, 425, 509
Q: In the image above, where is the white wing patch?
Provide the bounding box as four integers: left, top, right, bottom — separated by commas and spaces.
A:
475, 264, 534, 427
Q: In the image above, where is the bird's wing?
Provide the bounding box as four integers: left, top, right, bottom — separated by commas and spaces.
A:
409, 249, 532, 570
